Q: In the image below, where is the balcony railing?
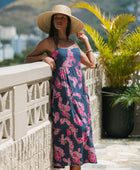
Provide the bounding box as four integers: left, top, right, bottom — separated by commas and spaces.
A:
0, 54, 103, 169
0, 53, 139, 169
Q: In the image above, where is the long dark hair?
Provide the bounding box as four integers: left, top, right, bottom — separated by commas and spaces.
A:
49, 14, 71, 43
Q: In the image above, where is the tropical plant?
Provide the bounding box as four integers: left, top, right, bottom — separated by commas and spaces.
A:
112, 83, 140, 108
72, 1, 140, 88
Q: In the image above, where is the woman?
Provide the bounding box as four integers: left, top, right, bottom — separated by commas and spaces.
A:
25, 4, 97, 170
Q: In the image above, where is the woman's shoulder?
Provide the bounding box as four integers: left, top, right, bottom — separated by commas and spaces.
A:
39, 37, 53, 45
69, 39, 79, 48
37, 37, 55, 53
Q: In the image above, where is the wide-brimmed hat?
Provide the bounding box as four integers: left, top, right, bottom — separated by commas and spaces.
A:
37, 4, 84, 35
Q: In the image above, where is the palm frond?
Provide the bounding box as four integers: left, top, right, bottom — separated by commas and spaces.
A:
73, 1, 139, 88
112, 85, 140, 108
108, 14, 136, 51
114, 14, 135, 30
121, 27, 140, 53
84, 24, 116, 85
84, 24, 111, 55
72, 1, 111, 33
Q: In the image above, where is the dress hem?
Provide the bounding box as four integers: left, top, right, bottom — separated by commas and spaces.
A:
54, 161, 97, 168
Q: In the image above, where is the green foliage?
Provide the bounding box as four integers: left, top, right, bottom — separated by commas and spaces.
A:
0, 47, 34, 67
0, 55, 25, 67
73, 1, 140, 88
112, 83, 140, 108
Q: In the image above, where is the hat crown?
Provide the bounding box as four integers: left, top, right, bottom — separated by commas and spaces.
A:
52, 5, 71, 15
37, 4, 84, 35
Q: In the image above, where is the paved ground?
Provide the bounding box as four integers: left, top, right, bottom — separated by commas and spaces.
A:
82, 138, 140, 170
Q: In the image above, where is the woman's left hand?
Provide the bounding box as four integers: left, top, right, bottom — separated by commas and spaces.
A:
76, 32, 88, 42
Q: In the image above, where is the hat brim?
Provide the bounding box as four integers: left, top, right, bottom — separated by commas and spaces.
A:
37, 11, 84, 35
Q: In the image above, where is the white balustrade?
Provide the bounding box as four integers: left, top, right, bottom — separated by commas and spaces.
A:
0, 52, 139, 169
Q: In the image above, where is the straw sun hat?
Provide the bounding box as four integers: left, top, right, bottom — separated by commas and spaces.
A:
37, 4, 84, 35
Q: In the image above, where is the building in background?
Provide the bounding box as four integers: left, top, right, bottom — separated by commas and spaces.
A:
27, 34, 42, 48
11, 33, 42, 54
0, 41, 14, 61
0, 25, 16, 40
0, 25, 44, 61
11, 34, 28, 54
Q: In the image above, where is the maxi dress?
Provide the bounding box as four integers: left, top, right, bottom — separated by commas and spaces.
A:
51, 45, 97, 168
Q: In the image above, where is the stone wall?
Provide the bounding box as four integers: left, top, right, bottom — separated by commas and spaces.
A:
0, 58, 103, 170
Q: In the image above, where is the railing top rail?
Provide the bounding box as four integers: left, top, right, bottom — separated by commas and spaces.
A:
0, 62, 52, 90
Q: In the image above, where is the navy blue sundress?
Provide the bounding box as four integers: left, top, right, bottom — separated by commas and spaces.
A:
51, 46, 97, 168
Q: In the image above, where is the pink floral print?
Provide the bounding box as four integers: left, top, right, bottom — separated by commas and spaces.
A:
51, 48, 97, 168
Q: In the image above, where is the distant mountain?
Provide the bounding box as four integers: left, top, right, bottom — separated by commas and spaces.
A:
0, 0, 74, 34
0, 0, 138, 34
0, 0, 16, 8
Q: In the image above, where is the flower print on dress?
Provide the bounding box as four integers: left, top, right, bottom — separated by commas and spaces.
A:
73, 92, 81, 99
84, 82, 88, 93
55, 77, 62, 89
63, 158, 71, 165
85, 95, 90, 104
59, 67, 66, 79
61, 81, 72, 97
67, 129, 73, 135
74, 114, 83, 126
51, 50, 58, 60
79, 83, 82, 89
54, 128, 61, 135
55, 163, 64, 168
60, 118, 83, 144
68, 49, 75, 64
88, 151, 97, 163
58, 100, 71, 119
59, 115, 96, 161
82, 118, 87, 124
59, 134, 67, 145
56, 91, 62, 99
62, 49, 75, 67
73, 148, 82, 164
60, 135, 82, 164
53, 112, 60, 124
72, 99, 86, 116
68, 76, 78, 88
75, 66, 82, 81
54, 151, 62, 162
87, 117, 91, 124
54, 145, 65, 162
52, 48, 97, 168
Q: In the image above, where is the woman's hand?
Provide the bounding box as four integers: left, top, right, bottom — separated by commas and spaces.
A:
44, 56, 56, 71
76, 31, 88, 42
76, 32, 95, 69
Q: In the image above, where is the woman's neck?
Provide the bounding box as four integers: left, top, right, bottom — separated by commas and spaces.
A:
58, 31, 68, 41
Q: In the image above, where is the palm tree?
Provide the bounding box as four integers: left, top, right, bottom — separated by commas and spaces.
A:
73, 1, 140, 88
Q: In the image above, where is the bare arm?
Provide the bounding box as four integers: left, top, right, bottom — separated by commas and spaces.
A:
25, 38, 56, 70
25, 39, 48, 63
77, 32, 95, 69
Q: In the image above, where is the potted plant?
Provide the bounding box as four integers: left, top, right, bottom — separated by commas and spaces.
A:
112, 83, 140, 108
73, 2, 140, 138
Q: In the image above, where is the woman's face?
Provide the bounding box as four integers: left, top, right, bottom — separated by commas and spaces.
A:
53, 14, 68, 31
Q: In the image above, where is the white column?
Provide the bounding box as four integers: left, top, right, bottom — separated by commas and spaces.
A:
13, 84, 27, 140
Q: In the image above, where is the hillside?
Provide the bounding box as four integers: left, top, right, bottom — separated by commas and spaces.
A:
0, 0, 80, 34
0, 0, 51, 34
0, 0, 138, 34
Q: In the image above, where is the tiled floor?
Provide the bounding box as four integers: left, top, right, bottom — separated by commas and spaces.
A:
82, 138, 140, 170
